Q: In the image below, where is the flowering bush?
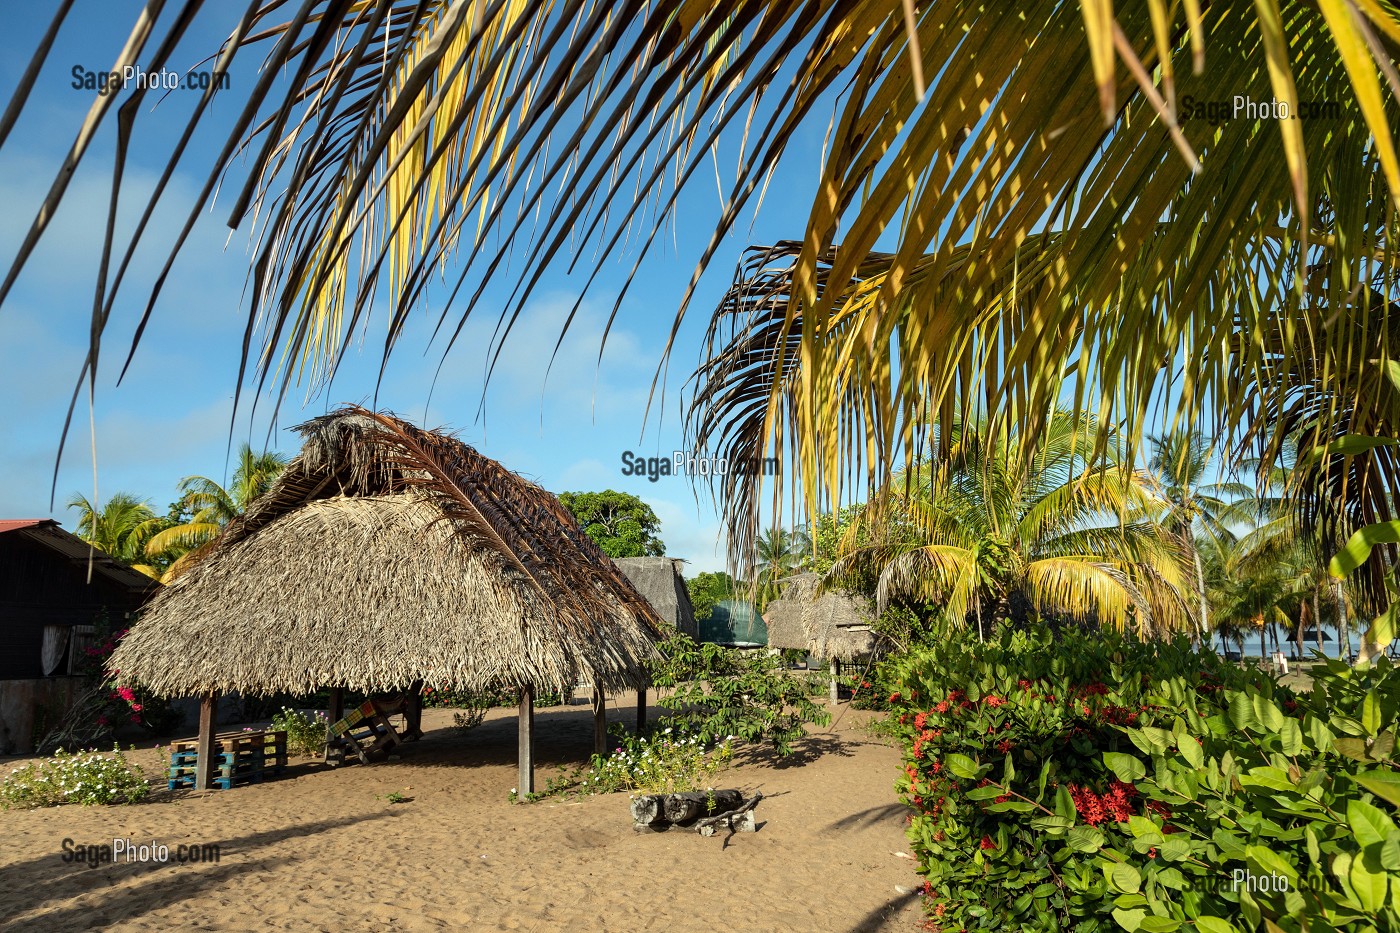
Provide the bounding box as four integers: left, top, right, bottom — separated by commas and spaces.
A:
892, 625, 1400, 932
0, 746, 150, 809
270, 708, 328, 757
571, 723, 733, 796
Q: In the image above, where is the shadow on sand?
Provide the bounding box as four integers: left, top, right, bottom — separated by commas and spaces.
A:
0, 811, 400, 930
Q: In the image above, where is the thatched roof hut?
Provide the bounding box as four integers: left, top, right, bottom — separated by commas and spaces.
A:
764, 573, 876, 661
612, 557, 696, 638
111, 408, 665, 700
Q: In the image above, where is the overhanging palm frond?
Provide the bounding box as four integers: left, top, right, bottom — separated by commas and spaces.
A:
1021, 558, 1144, 635
9, 2, 1400, 522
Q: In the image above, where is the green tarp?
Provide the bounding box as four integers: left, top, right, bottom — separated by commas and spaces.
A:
700, 599, 767, 646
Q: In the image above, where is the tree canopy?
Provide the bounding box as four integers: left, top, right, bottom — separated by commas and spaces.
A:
558, 490, 665, 559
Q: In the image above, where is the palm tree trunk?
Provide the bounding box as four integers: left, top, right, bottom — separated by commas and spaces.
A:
1335, 581, 1351, 662
1295, 603, 1306, 661
1192, 544, 1208, 650
1313, 587, 1322, 659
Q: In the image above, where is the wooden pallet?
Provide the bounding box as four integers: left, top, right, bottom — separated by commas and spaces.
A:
168, 730, 288, 789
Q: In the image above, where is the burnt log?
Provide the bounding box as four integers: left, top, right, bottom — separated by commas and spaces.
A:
664, 790, 745, 824
630, 790, 747, 828
695, 792, 764, 836
697, 809, 757, 836
630, 794, 666, 826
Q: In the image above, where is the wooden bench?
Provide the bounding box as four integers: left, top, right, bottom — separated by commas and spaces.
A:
324, 699, 403, 765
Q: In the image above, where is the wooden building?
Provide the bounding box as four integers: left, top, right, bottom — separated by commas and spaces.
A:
0, 519, 156, 753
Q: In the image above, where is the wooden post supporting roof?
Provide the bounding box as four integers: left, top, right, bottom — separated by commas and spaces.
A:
324, 688, 344, 764
636, 687, 647, 734
404, 680, 423, 740
829, 658, 841, 704
518, 685, 535, 796
592, 688, 608, 758
195, 692, 217, 791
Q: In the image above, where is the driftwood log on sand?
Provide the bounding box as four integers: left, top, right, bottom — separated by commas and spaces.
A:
694, 793, 763, 836
630, 791, 762, 836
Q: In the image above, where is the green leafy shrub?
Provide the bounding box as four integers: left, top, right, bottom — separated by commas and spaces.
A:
422, 685, 564, 708
650, 632, 829, 755
893, 626, 1400, 932
1, 746, 150, 809
574, 723, 734, 795
270, 708, 328, 757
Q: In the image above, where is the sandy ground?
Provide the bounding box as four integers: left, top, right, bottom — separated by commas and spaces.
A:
0, 696, 925, 932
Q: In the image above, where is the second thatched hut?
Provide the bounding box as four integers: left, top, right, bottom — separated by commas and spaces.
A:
612, 557, 696, 639
763, 573, 876, 701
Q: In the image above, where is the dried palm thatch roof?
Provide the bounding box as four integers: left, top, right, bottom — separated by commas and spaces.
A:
612, 558, 696, 638
764, 574, 876, 661
110, 408, 664, 698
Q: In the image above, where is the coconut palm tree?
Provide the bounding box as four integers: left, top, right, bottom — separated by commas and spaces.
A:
145, 445, 287, 581
66, 492, 164, 579
754, 526, 809, 608
828, 411, 1191, 640
1145, 431, 1251, 644
5, 5, 1400, 527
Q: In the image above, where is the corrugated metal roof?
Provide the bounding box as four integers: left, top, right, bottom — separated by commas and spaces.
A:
0, 519, 51, 534
0, 519, 157, 594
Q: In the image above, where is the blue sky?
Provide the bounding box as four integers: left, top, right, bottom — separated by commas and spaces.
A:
0, 5, 836, 573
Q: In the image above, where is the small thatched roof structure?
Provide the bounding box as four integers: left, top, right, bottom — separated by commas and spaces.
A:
612, 557, 696, 638
764, 574, 876, 661
111, 408, 665, 698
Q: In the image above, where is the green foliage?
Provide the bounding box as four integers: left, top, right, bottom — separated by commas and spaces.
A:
269, 708, 328, 757
567, 723, 734, 796
649, 632, 829, 756
685, 571, 736, 624
421, 685, 562, 708
1, 746, 150, 809
830, 411, 1192, 637
558, 490, 665, 558
891, 625, 1400, 932
756, 527, 809, 608
804, 505, 869, 575
65, 492, 167, 578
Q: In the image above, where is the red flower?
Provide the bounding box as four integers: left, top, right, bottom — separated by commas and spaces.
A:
984, 695, 1005, 708
979, 835, 997, 850
995, 739, 1013, 754
889, 692, 900, 703
994, 794, 1010, 803
914, 712, 929, 730
1147, 847, 1158, 859
934, 701, 950, 714
1017, 679, 1033, 691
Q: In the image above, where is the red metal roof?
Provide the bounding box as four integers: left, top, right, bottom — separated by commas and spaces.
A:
0, 519, 53, 534
0, 519, 155, 593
